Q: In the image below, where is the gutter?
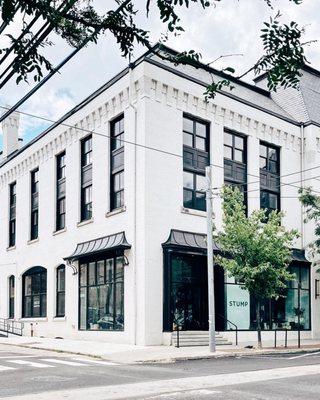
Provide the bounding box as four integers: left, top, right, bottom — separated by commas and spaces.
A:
129, 62, 138, 346
300, 123, 305, 249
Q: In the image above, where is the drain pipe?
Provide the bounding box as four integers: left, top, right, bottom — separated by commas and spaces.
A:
129, 62, 138, 345
300, 123, 305, 249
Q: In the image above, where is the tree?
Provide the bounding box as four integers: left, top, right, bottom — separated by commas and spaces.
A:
214, 186, 299, 348
0, 0, 312, 98
299, 187, 320, 265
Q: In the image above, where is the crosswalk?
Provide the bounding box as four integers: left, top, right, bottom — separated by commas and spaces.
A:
0, 356, 118, 372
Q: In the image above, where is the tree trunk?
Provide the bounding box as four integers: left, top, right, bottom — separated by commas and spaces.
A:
256, 300, 262, 349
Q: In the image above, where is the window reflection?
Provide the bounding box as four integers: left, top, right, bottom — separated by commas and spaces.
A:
79, 256, 124, 331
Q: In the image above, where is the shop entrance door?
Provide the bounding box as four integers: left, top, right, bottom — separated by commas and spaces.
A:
169, 253, 225, 331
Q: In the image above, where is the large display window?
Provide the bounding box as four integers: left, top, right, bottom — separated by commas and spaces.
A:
79, 255, 124, 331
225, 264, 310, 331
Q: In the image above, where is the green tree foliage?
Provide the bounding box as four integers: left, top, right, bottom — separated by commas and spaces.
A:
0, 0, 312, 97
299, 187, 320, 261
214, 186, 299, 348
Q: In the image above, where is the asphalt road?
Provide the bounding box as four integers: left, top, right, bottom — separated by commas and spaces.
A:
0, 344, 320, 399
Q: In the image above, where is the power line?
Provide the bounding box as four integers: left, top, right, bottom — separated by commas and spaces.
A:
0, 0, 133, 122
0, 12, 41, 65
0, 31, 99, 123
1, 105, 320, 196
0, 0, 77, 89
0, 3, 19, 35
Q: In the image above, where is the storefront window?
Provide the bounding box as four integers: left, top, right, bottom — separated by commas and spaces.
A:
79, 256, 124, 331
224, 264, 310, 331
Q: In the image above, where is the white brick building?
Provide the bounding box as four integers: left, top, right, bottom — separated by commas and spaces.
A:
0, 45, 319, 345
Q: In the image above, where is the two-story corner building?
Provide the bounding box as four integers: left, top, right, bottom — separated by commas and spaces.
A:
0, 44, 320, 346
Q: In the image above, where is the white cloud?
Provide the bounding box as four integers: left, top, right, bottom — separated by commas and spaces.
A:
19, 87, 76, 139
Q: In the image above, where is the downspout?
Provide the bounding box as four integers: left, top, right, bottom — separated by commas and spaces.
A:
300, 122, 305, 249
129, 62, 138, 345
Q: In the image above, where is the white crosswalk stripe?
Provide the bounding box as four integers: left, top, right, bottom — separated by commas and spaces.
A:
0, 357, 120, 371
0, 365, 15, 371
72, 357, 118, 366
41, 358, 88, 367
8, 360, 54, 369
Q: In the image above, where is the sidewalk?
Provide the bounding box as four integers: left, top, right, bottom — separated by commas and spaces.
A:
1, 336, 320, 364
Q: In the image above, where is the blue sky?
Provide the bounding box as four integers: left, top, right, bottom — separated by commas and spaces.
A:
1, 0, 319, 146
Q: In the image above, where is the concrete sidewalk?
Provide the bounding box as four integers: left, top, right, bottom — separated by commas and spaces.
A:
1, 336, 320, 364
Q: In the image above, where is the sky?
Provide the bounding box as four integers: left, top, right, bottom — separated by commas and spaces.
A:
0, 0, 319, 147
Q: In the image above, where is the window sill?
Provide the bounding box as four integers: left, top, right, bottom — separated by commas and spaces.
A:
19, 317, 48, 322
27, 238, 39, 245
181, 207, 207, 218
6, 245, 16, 252
53, 228, 67, 236
77, 218, 94, 228
53, 316, 66, 322
106, 206, 126, 218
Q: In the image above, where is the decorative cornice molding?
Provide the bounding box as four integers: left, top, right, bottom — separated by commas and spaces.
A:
0, 86, 131, 187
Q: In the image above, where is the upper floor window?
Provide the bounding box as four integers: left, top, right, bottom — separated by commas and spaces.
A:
30, 169, 39, 240
80, 136, 92, 221
9, 182, 16, 247
56, 152, 66, 231
110, 115, 124, 211
260, 142, 280, 214
183, 115, 209, 211
56, 265, 66, 317
8, 275, 15, 319
224, 130, 247, 205
22, 266, 47, 318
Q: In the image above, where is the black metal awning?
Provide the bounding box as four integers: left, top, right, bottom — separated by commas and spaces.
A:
162, 229, 220, 253
162, 229, 310, 263
64, 231, 131, 261
291, 248, 310, 263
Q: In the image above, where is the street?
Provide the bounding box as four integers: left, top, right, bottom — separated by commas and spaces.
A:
0, 345, 319, 399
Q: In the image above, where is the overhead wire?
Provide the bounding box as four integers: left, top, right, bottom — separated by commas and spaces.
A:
1, 105, 320, 198
0, 0, 77, 89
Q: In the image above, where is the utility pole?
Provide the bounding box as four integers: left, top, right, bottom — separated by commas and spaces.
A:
206, 166, 216, 352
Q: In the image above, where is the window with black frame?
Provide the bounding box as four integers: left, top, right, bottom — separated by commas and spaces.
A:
224, 264, 310, 331
56, 152, 66, 231
22, 267, 47, 318
79, 256, 124, 331
260, 142, 280, 214
8, 275, 14, 319
183, 115, 209, 211
30, 169, 39, 240
80, 136, 92, 221
224, 130, 247, 206
110, 115, 124, 211
56, 265, 65, 317
250, 264, 310, 330
9, 182, 16, 247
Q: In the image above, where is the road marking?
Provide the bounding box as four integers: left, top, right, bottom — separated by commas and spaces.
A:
8, 360, 54, 369
0, 355, 38, 359
287, 351, 320, 360
6, 363, 320, 400
72, 357, 119, 366
146, 389, 221, 399
41, 358, 87, 367
0, 365, 15, 371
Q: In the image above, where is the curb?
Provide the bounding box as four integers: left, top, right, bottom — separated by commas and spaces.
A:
0, 342, 105, 361
133, 347, 320, 364
1, 340, 320, 364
